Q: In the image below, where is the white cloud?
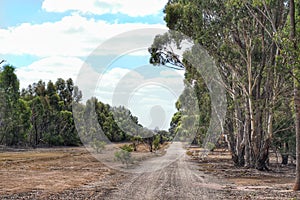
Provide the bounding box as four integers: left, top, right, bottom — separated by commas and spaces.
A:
16, 56, 84, 89
42, 0, 168, 17
0, 14, 165, 57
99, 67, 134, 88
160, 69, 185, 78
94, 67, 132, 103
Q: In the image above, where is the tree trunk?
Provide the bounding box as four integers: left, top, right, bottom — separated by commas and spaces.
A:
282, 154, 289, 165
132, 140, 137, 151
225, 108, 246, 167
146, 138, 153, 152
256, 138, 271, 171
233, 86, 245, 166
290, 0, 300, 191
244, 100, 251, 167
255, 108, 274, 170
281, 142, 289, 165
225, 117, 238, 165
293, 78, 300, 190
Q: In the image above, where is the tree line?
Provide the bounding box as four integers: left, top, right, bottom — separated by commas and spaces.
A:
149, 0, 300, 175
0, 64, 82, 146
0, 63, 172, 148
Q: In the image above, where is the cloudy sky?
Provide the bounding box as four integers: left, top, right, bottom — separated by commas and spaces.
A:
0, 0, 185, 130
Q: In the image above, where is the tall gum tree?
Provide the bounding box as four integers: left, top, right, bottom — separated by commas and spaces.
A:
289, 0, 300, 191
152, 0, 291, 170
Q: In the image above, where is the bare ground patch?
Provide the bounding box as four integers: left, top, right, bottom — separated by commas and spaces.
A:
0, 147, 124, 199
0, 143, 168, 199
187, 148, 300, 199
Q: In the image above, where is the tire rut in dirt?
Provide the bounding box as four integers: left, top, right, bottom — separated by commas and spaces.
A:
106, 155, 219, 199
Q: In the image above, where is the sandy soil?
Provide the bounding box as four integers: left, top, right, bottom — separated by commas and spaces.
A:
1, 144, 300, 199
0, 147, 122, 199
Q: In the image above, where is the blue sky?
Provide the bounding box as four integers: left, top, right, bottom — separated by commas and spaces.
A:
0, 0, 165, 28
0, 0, 167, 68
0, 0, 68, 28
0, 0, 185, 130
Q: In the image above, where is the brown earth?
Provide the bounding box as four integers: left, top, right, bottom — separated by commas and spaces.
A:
187, 147, 300, 199
0, 147, 121, 199
0, 144, 300, 199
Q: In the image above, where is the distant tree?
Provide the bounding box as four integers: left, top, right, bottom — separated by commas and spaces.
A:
24, 78, 81, 147
73, 86, 82, 103
143, 129, 154, 152
58, 110, 80, 146
29, 96, 46, 146
34, 80, 46, 97
15, 99, 32, 144
0, 65, 21, 145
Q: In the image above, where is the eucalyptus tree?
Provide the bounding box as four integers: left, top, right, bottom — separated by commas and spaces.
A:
150, 0, 291, 170
29, 96, 46, 146
0, 65, 21, 145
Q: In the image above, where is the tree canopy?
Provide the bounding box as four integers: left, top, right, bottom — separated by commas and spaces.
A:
149, 0, 300, 173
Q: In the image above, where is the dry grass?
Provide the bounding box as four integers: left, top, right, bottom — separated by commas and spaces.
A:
0, 147, 112, 196
0, 143, 170, 198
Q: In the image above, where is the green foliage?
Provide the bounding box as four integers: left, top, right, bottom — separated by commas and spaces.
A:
169, 79, 209, 145
273, 103, 295, 158
0, 61, 147, 148
0, 67, 83, 147
151, 0, 300, 170
115, 145, 133, 168
0, 65, 21, 145
16, 99, 32, 143
153, 135, 161, 151
44, 133, 64, 146
0, 65, 20, 100
27, 78, 82, 147
120, 144, 134, 152
58, 110, 80, 146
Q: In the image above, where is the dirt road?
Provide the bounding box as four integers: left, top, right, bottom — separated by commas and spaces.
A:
106, 142, 223, 200
1, 143, 223, 200
1, 144, 299, 199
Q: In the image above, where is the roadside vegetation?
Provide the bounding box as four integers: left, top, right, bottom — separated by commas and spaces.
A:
148, 0, 300, 190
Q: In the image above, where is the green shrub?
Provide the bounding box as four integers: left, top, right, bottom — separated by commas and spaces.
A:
44, 133, 64, 146
120, 144, 133, 152
114, 149, 133, 168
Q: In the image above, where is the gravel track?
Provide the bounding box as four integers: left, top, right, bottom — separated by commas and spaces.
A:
105, 142, 223, 200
